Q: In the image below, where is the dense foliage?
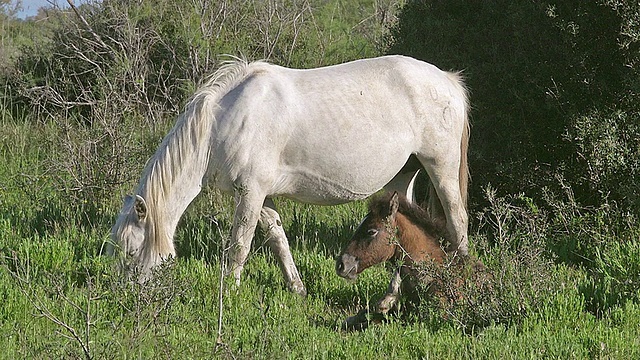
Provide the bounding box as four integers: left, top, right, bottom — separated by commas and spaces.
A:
388, 0, 640, 212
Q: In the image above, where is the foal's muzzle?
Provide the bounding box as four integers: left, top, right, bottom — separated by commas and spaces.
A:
336, 253, 359, 280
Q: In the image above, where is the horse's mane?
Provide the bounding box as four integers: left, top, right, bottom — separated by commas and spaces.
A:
369, 192, 447, 240
135, 57, 267, 257
192, 56, 262, 101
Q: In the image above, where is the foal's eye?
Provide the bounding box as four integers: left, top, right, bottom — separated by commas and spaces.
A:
367, 229, 379, 237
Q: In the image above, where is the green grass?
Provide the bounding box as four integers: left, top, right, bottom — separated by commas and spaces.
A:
2, 116, 640, 360
2, 236, 640, 359
2, 193, 640, 359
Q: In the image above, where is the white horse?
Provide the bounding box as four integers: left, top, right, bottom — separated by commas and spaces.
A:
110, 55, 470, 296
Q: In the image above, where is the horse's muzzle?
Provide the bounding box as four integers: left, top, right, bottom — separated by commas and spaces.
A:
336, 253, 358, 280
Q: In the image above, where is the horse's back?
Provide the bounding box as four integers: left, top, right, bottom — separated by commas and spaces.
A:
210, 56, 467, 203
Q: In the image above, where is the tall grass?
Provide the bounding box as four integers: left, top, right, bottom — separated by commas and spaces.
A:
2, 228, 640, 359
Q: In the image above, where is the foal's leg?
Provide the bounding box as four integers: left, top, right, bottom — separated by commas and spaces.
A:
374, 170, 419, 312
228, 187, 265, 285
343, 268, 402, 330
376, 268, 402, 314
259, 198, 306, 296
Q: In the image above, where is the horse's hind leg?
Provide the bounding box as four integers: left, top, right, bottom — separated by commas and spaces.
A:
419, 156, 469, 255
259, 198, 306, 296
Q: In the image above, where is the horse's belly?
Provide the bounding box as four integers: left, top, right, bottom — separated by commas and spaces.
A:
273, 162, 403, 205
280, 176, 373, 205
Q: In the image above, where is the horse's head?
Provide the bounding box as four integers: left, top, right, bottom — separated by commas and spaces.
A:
336, 192, 403, 280
108, 195, 151, 278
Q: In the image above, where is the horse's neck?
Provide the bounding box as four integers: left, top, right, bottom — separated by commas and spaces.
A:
164, 161, 207, 235
140, 110, 213, 241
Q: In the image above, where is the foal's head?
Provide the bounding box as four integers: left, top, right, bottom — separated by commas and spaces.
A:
336, 192, 446, 280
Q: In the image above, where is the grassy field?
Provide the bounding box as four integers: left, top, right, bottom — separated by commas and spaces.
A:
2, 115, 640, 360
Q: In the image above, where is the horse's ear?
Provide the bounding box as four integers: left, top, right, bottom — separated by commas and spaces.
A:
134, 195, 148, 221
388, 191, 399, 218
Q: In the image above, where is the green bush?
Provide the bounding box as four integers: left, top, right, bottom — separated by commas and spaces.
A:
583, 239, 640, 315
407, 186, 640, 329
387, 0, 640, 214
1, 0, 396, 211
567, 108, 640, 210
410, 187, 565, 331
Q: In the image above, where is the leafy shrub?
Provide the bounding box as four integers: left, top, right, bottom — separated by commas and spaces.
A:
566, 108, 640, 210
581, 239, 640, 316
410, 184, 640, 328
544, 186, 640, 314
411, 186, 564, 331
387, 0, 640, 214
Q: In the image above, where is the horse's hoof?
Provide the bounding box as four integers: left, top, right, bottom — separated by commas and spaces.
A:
446, 245, 469, 257
342, 308, 388, 331
289, 281, 307, 297
343, 309, 371, 331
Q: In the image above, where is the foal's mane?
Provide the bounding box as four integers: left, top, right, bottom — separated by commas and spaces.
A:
369, 192, 446, 241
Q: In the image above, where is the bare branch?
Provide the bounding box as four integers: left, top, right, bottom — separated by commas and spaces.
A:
65, 0, 111, 56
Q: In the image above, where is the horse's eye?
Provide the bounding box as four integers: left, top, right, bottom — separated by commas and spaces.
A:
367, 229, 378, 237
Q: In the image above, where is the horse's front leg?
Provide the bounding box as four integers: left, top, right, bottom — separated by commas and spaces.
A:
228, 187, 264, 286
259, 198, 306, 296
376, 267, 402, 314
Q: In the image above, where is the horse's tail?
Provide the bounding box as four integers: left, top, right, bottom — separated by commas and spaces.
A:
458, 79, 470, 209
428, 71, 469, 218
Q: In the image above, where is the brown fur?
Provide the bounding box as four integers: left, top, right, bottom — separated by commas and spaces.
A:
341, 191, 490, 327
345, 191, 447, 272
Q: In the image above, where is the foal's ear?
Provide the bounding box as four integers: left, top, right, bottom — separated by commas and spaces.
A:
388, 192, 400, 218
134, 195, 148, 221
